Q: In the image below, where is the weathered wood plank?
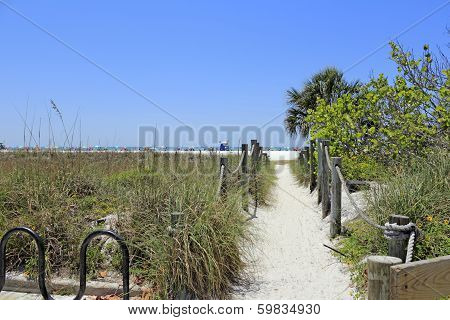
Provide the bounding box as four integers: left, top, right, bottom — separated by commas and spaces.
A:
390, 255, 450, 300
346, 180, 370, 193
388, 215, 410, 262
321, 140, 330, 218
316, 139, 322, 204
330, 157, 342, 238
368, 256, 403, 300
309, 140, 316, 193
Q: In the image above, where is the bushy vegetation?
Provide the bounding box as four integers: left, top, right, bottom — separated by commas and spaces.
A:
0, 151, 274, 299
338, 150, 449, 298
305, 43, 448, 180
285, 41, 449, 298
284, 67, 361, 136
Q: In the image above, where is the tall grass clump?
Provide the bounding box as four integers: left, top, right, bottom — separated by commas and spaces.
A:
0, 151, 274, 299
337, 149, 450, 298
288, 159, 309, 186
249, 160, 276, 207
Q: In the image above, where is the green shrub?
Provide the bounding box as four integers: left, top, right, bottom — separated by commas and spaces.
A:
337, 150, 450, 298
340, 155, 387, 181
305, 43, 449, 179
364, 150, 450, 260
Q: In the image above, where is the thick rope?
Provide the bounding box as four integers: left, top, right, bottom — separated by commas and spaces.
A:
405, 231, 416, 263
335, 165, 385, 230
384, 222, 417, 233
229, 151, 246, 175
383, 222, 417, 262
335, 164, 418, 261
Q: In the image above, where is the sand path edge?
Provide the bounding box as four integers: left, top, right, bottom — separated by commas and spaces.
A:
235, 163, 353, 300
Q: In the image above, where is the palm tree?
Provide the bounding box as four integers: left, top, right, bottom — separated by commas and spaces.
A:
285, 67, 360, 136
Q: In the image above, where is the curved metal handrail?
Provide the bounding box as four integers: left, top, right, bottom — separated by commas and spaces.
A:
75, 230, 130, 300
0, 228, 130, 300
0, 227, 53, 300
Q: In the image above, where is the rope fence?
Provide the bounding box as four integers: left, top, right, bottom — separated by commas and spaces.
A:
216, 140, 265, 219
298, 138, 419, 264
216, 163, 226, 197
227, 150, 246, 175
1, 142, 266, 300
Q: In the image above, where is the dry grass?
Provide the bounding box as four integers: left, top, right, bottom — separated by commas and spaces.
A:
0, 151, 274, 299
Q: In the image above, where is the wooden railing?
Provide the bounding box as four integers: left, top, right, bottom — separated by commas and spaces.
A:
368, 254, 450, 300
297, 139, 449, 300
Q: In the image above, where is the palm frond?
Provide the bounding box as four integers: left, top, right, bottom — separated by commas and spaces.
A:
284, 67, 360, 136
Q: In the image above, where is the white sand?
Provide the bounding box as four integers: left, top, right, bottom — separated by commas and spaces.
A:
235, 164, 353, 299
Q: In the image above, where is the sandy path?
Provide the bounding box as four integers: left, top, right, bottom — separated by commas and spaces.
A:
235, 164, 352, 300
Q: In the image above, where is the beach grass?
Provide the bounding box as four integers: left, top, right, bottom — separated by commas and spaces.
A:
0, 151, 275, 299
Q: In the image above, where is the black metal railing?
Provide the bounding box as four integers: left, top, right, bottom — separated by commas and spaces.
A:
0, 227, 130, 300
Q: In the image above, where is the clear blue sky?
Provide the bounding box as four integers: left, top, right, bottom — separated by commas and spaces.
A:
0, 0, 449, 147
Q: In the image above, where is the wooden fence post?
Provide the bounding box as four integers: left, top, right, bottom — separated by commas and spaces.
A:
330, 157, 342, 238
316, 139, 322, 204
241, 143, 249, 211
171, 212, 184, 227
253, 142, 260, 162
250, 139, 257, 151
388, 215, 410, 262
168, 212, 184, 236
309, 140, 316, 193
321, 139, 331, 218
242, 144, 248, 175
368, 255, 403, 300
220, 157, 228, 196
251, 142, 260, 205
262, 152, 269, 165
